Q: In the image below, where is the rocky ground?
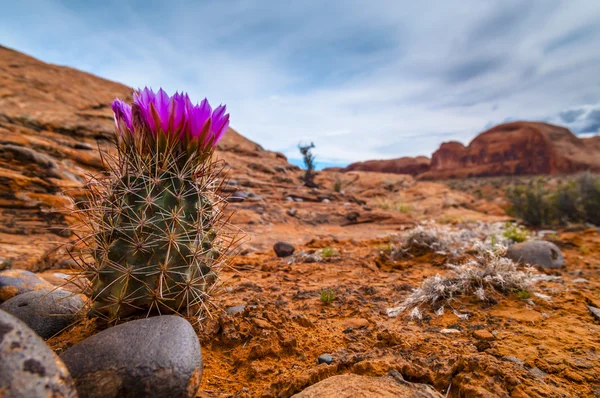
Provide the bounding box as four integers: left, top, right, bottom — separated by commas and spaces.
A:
1, 45, 600, 397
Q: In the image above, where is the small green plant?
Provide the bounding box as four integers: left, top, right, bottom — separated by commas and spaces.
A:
378, 242, 393, 255
502, 222, 529, 243
321, 247, 336, 258
333, 176, 342, 192
319, 288, 336, 305
579, 245, 589, 255
514, 288, 531, 300
490, 234, 497, 248
375, 197, 411, 214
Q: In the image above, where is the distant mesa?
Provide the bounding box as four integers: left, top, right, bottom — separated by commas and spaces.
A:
335, 121, 600, 179
339, 156, 431, 176
419, 121, 600, 179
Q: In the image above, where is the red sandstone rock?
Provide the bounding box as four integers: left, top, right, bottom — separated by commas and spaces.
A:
341, 156, 431, 176
419, 121, 600, 179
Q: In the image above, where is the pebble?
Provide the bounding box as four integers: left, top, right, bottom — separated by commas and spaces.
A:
0, 269, 54, 302
273, 241, 295, 257
287, 208, 297, 217
440, 328, 461, 334
341, 318, 369, 330
473, 329, 495, 341
572, 278, 588, 283
0, 309, 77, 397
317, 354, 333, 364
74, 142, 93, 150
505, 240, 565, 269
588, 306, 600, 322
229, 190, 248, 203
61, 315, 203, 398
0, 289, 85, 339
226, 305, 246, 315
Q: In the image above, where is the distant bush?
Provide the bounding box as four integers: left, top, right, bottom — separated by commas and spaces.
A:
506, 172, 600, 227
375, 197, 411, 214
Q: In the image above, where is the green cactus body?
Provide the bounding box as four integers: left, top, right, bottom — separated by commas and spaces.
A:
73, 88, 236, 325
88, 162, 223, 322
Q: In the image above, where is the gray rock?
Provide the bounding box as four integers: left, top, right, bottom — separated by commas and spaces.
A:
61, 315, 202, 398
287, 208, 297, 217
317, 354, 333, 364
502, 356, 525, 366
0, 289, 85, 339
505, 240, 565, 269
226, 305, 246, 315
74, 142, 93, 150
229, 191, 248, 203
589, 306, 600, 322
274, 242, 295, 258
0, 309, 77, 397
0, 269, 54, 302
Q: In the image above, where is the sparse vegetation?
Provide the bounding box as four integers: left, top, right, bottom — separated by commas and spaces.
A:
299, 142, 318, 188
387, 248, 551, 318
319, 288, 336, 305
321, 247, 336, 258
333, 176, 342, 192
374, 197, 411, 214
506, 172, 600, 226
502, 222, 529, 243
514, 288, 531, 300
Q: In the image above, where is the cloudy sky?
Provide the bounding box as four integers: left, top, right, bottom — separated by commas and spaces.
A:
2, 1, 600, 168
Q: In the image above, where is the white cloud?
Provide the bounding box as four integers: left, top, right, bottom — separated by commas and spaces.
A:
1, 0, 600, 165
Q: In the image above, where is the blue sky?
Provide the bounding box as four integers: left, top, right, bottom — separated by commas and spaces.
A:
2, 0, 600, 168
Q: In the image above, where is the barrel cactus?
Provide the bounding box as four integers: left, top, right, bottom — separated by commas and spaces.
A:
73, 88, 236, 325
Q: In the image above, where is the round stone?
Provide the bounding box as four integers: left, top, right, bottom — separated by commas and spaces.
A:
505, 240, 565, 269
0, 309, 77, 397
0, 269, 54, 302
274, 242, 295, 258
60, 315, 203, 398
0, 289, 85, 339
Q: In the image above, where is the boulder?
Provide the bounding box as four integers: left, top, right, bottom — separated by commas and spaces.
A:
0, 309, 77, 397
60, 315, 202, 398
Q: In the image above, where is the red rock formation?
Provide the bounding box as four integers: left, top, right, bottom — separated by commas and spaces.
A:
0, 45, 295, 269
341, 156, 431, 176
419, 121, 600, 179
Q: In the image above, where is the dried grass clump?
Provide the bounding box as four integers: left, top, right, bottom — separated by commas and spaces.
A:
387, 247, 555, 317
388, 223, 480, 259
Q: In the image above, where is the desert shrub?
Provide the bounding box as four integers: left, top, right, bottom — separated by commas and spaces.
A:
506, 178, 554, 226
507, 172, 600, 227
333, 176, 343, 192
299, 142, 317, 188
578, 172, 600, 225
